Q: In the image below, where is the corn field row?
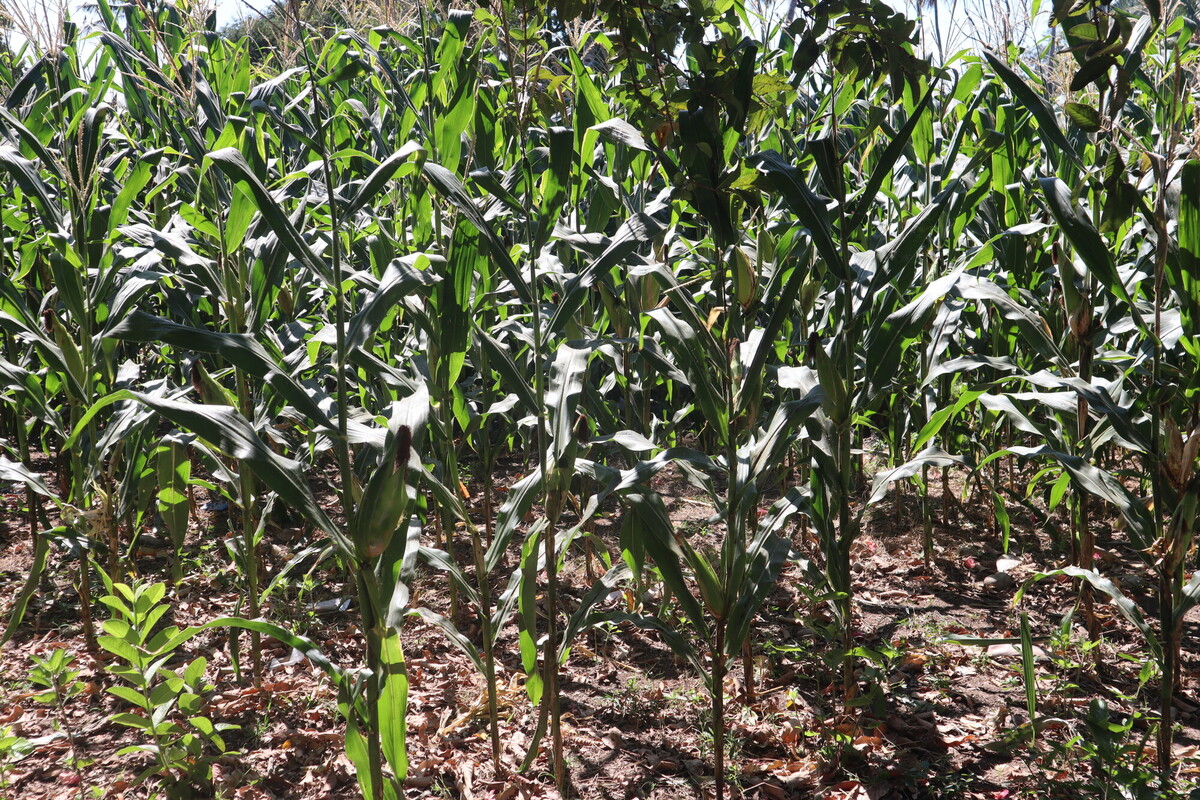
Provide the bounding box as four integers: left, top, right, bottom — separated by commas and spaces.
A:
1, 0, 1200, 797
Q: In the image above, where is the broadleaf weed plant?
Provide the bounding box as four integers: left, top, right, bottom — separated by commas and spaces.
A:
27, 648, 93, 799
96, 580, 236, 798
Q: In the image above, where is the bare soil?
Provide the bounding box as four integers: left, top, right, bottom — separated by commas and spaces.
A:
2, 455, 1199, 800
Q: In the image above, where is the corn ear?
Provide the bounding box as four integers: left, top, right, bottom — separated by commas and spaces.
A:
809, 335, 849, 424
352, 425, 413, 560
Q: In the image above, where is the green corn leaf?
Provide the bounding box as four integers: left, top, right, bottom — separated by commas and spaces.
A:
475, 326, 539, 416
749, 149, 845, 281
408, 607, 485, 676
106, 311, 336, 432
558, 563, 632, 664
347, 256, 441, 353
869, 446, 970, 504
68, 391, 349, 556
738, 244, 819, 417
847, 86, 934, 233
384, 519, 423, 629
589, 118, 649, 151
724, 525, 791, 659
0, 456, 60, 503
612, 448, 719, 495
1038, 177, 1138, 319
867, 180, 962, 304
535, 126, 574, 249
345, 716, 376, 800
435, 223, 479, 382
734, 393, 824, 524
433, 67, 475, 171
1020, 567, 1160, 660
683, 542, 725, 619
0, 107, 65, 182
155, 433, 191, 573
1174, 569, 1200, 629
985, 51, 1080, 167
1171, 160, 1200, 329
0, 359, 63, 432
208, 147, 333, 285
116, 222, 221, 300
0, 145, 63, 232
417, 545, 483, 611
421, 162, 531, 304
646, 307, 728, 438
517, 529, 543, 704
622, 490, 709, 638
547, 211, 664, 336
46, 313, 88, 401
569, 48, 609, 135
484, 471, 543, 573
378, 629, 408, 780
594, 611, 708, 690
547, 344, 591, 473
0, 527, 52, 646
1000, 446, 1153, 551
1020, 612, 1038, 741
811, 338, 849, 425
956, 278, 1071, 372
911, 388, 986, 452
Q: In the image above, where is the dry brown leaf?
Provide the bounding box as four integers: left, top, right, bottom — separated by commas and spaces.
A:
944, 733, 978, 748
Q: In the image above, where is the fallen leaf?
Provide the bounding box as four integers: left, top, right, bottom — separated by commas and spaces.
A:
986, 643, 1050, 661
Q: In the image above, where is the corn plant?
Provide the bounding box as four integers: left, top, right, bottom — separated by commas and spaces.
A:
986, 5, 1200, 791
7, 0, 1200, 797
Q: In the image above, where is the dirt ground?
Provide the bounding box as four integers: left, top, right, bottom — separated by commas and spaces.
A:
3, 455, 1200, 800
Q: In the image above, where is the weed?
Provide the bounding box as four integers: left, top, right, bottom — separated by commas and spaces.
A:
0, 725, 32, 794
97, 581, 237, 797
28, 648, 91, 797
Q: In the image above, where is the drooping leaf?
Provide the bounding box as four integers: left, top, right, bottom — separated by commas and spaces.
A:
68, 391, 349, 555
208, 148, 333, 285
869, 446, 971, 504
985, 51, 1080, 167
0, 528, 52, 646
421, 162, 531, 304
1001, 445, 1155, 551
1020, 567, 1160, 660
749, 149, 845, 281
1038, 177, 1137, 316
107, 312, 336, 431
